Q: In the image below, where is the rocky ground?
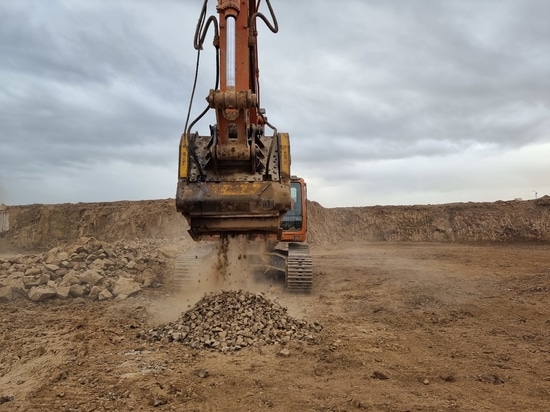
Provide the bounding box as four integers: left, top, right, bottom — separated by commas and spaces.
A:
0, 237, 167, 303
145, 290, 323, 352
0, 199, 549, 411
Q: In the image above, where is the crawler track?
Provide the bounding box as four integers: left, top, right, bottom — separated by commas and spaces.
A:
285, 243, 313, 292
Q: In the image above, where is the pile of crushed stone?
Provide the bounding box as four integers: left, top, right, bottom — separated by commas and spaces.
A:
0, 237, 167, 302
143, 290, 322, 352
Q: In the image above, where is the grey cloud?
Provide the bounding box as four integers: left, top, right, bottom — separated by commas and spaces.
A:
1, 0, 549, 206
0, 1, 192, 179
262, 0, 550, 174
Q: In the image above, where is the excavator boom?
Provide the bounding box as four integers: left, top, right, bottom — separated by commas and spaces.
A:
176, 0, 291, 241
175, 1, 313, 292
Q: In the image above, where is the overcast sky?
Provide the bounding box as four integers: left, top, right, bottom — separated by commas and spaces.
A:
1, 0, 549, 208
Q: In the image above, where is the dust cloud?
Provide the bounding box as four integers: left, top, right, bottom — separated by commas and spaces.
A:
151, 236, 281, 323
196, 236, 281, 293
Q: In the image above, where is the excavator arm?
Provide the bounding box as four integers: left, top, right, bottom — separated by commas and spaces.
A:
176, 0, 291, 241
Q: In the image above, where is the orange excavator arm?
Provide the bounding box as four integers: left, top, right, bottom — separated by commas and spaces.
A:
211, 0, 255, 160
176, 0, 291, 241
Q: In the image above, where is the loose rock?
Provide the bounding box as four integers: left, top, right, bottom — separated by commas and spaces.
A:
98, 289, 113, 301
145, 290, 322, 352
0, 286, 14, 303
371, 371, 390, 380
112, 278, 141, 297
28, 286, 57, 302
78, 270, 104, 286
0, 394, 14, 404
278, 348, 291, 358
0, 237, 166, 303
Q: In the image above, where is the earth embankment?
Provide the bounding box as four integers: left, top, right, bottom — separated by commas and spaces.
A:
1, 196, 550, 252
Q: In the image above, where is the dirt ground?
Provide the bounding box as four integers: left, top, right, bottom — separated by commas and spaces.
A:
1, 241, 549, 411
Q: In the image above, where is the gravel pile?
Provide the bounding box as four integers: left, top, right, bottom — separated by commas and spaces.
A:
144, 290, 322, 351
0, 237, 167, 302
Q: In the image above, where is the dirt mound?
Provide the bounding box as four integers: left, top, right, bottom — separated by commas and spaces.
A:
144, 289, 322, 352
2, 196, 550, 252
308, 196, 550, 243
2, 199, 187, 252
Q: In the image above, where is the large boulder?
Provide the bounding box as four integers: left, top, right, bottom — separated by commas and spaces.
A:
28, 286, 57, 302
78, 269, 104, 286
0, 286, 14, 303
112, 277, 141, 297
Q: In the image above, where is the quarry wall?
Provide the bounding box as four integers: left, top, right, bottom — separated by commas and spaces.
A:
1, 196, 549, 252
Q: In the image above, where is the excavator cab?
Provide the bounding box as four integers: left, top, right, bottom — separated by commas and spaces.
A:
280, 177, 307, 243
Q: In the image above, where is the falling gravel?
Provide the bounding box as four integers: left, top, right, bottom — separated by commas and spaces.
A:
143, 290, 323, 352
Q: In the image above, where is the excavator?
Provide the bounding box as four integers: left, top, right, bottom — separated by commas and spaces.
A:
175, 0, 312, 291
